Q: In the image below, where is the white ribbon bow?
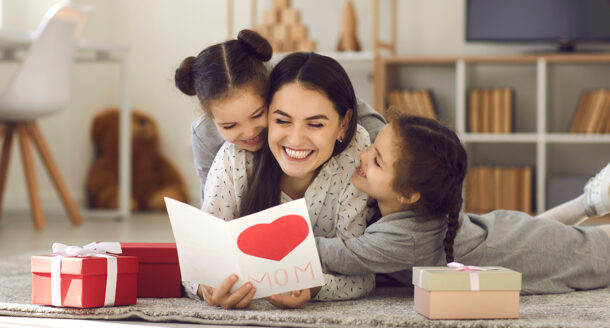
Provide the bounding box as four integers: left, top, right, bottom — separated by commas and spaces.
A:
51, 242, 122, 307
447, 261, 492, 291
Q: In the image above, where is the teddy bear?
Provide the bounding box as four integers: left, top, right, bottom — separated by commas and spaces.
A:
86, 108, 190, 211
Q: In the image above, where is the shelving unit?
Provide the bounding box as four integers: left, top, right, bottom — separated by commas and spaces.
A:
376, 54, 610, 213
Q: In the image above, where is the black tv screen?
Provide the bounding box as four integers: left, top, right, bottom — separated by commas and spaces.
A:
466, 0, 610, 45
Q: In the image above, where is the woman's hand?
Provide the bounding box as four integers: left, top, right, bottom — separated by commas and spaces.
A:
197, 274, 256, 309
265, 286, 321, 309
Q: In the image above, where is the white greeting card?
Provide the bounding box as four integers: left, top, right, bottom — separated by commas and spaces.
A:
164, 197, 325, 299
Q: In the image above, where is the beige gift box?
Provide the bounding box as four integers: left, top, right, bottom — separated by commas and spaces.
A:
412, 264, 522, 319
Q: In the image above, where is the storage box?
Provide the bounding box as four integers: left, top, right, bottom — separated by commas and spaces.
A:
31, 255, 138, 308
412, 265, 521, 319
120, 243, 182, 298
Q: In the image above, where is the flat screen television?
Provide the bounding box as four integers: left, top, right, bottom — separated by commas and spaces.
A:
466, 0, 610, 52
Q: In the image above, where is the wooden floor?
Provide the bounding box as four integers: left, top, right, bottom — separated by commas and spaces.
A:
0, 210, 175, 257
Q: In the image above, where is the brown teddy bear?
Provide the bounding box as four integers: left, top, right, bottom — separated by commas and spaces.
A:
86, 108, 190, 211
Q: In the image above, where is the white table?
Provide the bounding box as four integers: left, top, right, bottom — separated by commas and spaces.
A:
0, 29, 131, 220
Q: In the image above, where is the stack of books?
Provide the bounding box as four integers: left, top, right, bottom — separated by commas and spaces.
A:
569, 89, 610, 134
465, 166, 533, 214
386, 89, 437, 120
468, 88, 513, 133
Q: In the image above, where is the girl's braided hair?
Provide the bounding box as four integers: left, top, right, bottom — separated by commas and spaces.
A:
390, 115, 467, 263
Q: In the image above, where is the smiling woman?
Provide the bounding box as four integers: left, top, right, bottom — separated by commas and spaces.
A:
267, 83, 351, 198
195, 52, 376, 309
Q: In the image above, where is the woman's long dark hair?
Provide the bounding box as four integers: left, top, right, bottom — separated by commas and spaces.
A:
239, 52, 358, 216
391, 115, 467, 263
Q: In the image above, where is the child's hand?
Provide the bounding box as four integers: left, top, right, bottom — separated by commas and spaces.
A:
197, 274, 256, 309
265, 288, 312, 309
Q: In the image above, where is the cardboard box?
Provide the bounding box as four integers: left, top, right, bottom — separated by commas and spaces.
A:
291, 24, 308, 40
31, 255, 138, 308
273, 25, 291, 41
273, 0, 290, 9
263, 9, 279, 25
413, 265, 521, 319
280, 8, 300, 24
121, 243, 182, 298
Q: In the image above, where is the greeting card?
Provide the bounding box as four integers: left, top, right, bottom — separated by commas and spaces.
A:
164, 197, 325, 299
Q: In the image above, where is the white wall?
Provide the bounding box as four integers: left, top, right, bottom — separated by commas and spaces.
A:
2, 0, 609, 214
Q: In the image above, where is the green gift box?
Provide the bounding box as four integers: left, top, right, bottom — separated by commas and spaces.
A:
413, 265, 521, 291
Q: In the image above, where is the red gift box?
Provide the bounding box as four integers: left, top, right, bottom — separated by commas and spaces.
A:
120, 243, 182, 298
31, 255, 138, 308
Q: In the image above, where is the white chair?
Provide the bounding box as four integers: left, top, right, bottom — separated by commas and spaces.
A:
0, 1, 91, 229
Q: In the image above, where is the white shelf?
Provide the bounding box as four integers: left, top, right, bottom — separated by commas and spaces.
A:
272, 51, 374, 62
546, 134, 610, 143
378, 54, 610, 213
462, 133, 538, 143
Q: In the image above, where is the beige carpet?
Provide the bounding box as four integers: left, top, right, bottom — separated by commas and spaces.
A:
1, 253, 609, 327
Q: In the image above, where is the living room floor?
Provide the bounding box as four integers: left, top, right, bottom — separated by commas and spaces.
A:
1, 210, 609, 328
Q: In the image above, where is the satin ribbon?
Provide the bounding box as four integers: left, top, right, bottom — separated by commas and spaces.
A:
51, 242, 122, 307
447, 261, 491, 291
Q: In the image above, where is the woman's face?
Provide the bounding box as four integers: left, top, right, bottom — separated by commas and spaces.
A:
209, 87, 267, 152
267, 82, 350, 181
352, 124, 404, 204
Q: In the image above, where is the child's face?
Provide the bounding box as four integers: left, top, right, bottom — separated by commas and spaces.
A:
352, 124, 404, 205
210, 87, 267, 152
267, 82, 349, 182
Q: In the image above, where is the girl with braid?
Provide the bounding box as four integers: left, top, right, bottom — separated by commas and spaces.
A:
316, 114, 610, 295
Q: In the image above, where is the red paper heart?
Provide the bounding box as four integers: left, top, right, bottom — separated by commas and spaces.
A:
237, 215, 309, 261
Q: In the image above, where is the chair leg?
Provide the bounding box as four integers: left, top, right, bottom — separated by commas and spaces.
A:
28, 123, 83, 226
17, 123, 45, 230
0, 123, 16, 222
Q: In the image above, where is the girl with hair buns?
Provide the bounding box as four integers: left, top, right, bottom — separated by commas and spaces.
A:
316, 114, 610, 295
175, 30, 385, 206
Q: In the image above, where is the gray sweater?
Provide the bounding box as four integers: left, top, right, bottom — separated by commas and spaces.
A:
190, 97, 385, 205
316, 209, 610, 294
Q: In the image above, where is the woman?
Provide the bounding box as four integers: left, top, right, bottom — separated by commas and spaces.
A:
186, 52, 376, 309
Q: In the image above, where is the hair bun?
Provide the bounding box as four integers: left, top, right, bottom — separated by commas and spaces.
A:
175, 56, 197, 96
238, 29, 273, 62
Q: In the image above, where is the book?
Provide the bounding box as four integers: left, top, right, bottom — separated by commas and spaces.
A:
595, 90, 610, 134
569, 91, 590, 133
479, 166, 494, 213
469, 89, 481, 133
492, 89, 503, 133
419, 90, 438, 120
493, 167, 503, 209
520, 167, 532, 213
481, 89, 492, 133
502, 88, 513, 133
585, 89, 607, 134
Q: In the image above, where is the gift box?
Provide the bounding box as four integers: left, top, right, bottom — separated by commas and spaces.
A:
31, 243, 138, 308
413, 263, 522, 319
120, 243, 182, 298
